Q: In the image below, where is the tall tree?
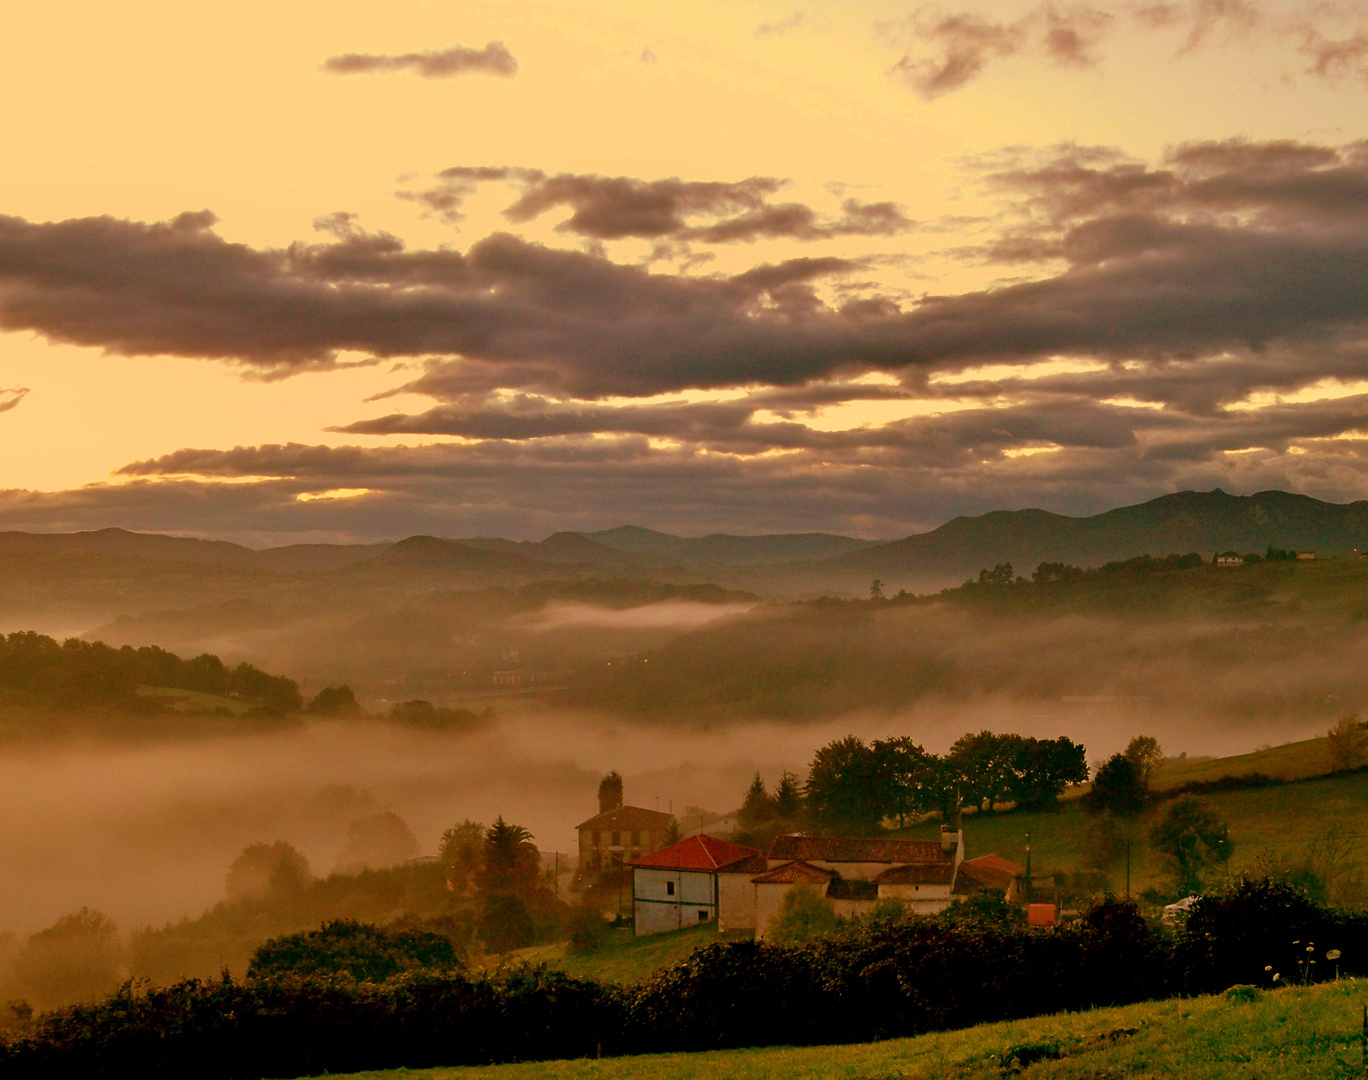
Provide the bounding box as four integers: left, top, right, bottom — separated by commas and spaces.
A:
872, 736, 934, 826
773, 770, 804, 824
739, 772, 776, 830
1149, 797, 1233, 894
805, 736, 884, 834
1083, 754, 1147, 817
1124, 736, 1164, 787
438, 820, 485, 898
597, 771, 624, 813
1009, 736, 1089, 809
479, 817, 541, 897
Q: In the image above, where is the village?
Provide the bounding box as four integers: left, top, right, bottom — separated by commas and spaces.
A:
575, 792, 1035, 941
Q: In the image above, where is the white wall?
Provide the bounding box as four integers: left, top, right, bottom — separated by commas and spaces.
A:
633, 867, 717, 936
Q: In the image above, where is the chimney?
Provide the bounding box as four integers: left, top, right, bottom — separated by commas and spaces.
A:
940, 824, 961, 858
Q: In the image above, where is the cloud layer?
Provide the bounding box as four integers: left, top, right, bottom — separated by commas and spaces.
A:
321, 41, 517, 79
5, 139, 1368, 539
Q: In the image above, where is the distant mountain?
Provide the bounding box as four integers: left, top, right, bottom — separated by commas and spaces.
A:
581, 525, 877, 565
0, 528, 388, 574
817, 489, 1368, 592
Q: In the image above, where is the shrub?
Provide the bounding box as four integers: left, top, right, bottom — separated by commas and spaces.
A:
247, 920, 460, 982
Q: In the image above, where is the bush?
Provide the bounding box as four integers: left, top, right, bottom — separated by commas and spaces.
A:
247, 921, 460, 982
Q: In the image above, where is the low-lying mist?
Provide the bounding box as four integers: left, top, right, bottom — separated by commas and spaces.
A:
0, 699, 1316, 939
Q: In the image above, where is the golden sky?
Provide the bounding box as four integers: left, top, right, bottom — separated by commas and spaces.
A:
3, 0, 1368, 540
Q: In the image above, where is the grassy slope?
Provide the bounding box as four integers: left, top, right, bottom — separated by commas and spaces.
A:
338, 978, 1368, 1080
897, 768, 1368, 897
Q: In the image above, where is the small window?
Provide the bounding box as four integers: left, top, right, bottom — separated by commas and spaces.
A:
611, 830, 620, 846
697, 910, 709, 922
666, 880, 675, 896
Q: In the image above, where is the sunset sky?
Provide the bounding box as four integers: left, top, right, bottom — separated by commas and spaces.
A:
4, 0, 1368, 543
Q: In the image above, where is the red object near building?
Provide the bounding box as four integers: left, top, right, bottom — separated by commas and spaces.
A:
1027, 903, 1057, 927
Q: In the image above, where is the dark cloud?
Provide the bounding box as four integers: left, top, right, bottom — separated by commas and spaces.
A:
0, 387, 28, 414
755, 12, 806, 38
889, 4, 1112, 99
401, 167, 917, 242
3, 139, 1368, 404
321, 41, 517, 79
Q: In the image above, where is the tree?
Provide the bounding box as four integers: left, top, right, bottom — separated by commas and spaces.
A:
947, 731, 1023, 811
872, 736, 935, 826
1149, 797, 1233, 894
334, 812, 420, 873
773, 771, 803, 823
978, 562, 1014, 586
765, 885, 840, 943
597, 771, 624, 813
1327, 713, 1368, 772
438, 820, 485, 898
805, 736, 884, 834
15, 908, 121, 1009
1124, 736, 1164, 787
306, 685, 361, 716
1083, 754, 1147, 817
225, 840, 311, 901
479, 817, 541, 897
869, 579, 885, 600
739, 772, 776, 831
1009, 736, 1089, 809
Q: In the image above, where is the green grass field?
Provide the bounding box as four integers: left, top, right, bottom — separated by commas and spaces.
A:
897, 767, 1368, 899
135, 685, 257, 714
335, 978, 1368, 1080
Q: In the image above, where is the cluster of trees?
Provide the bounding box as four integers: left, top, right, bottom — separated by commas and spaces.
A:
0, 632, 303, 713
780, 731, 1088, 836
4, 881, 1365, 1078
1082, 736, 1235, 895
439, 817, 561, 954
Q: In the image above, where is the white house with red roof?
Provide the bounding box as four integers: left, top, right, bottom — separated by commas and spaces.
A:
629, 834, 766, 936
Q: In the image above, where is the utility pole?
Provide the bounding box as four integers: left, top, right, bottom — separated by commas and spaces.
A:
1025, 831, 1032, 900
1126, 839, 1131, 900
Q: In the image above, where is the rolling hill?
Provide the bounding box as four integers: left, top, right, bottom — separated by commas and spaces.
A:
811, 488, 1368, 593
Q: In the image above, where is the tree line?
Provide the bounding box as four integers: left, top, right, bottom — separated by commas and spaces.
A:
739, 731, 1088, 838
0, 632, 303, 713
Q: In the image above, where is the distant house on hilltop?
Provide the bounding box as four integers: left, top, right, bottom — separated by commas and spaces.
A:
577, 805, 675, 873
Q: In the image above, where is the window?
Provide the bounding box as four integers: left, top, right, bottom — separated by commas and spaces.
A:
666, 880, 675, 895
697, 910, 709, 922
611, 830, 620, 846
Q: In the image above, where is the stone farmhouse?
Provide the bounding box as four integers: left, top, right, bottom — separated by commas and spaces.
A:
630, 826, 1024, 938
577, 805, 675, 873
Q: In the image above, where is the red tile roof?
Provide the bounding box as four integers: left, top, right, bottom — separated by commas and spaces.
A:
768, 835, 952, 865
751, 860, 833, 885
576, 805, 676, 832
956, 854, 1025, 892
876, 863, 955, 885
629, 833, 763, 872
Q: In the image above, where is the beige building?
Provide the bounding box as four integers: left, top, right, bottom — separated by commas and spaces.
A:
576, 805, 675, 873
